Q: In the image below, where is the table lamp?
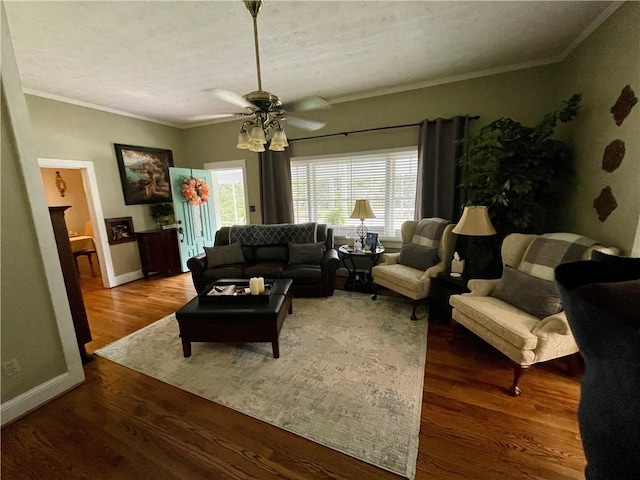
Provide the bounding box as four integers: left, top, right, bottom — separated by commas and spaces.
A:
452, 206, 499, 280
350, 199, 376, 246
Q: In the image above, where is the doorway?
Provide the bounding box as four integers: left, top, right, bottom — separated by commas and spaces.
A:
38, 158, 116, 288
204, 160, 250, 227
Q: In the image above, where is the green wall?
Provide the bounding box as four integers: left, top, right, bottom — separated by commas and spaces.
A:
1, 82, 67, 403
26, 97, 186, 276
554, 1, 639, 254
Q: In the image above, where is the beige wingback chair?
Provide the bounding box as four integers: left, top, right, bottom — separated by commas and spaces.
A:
372, 219, 457, 320
449, 232, 619, 396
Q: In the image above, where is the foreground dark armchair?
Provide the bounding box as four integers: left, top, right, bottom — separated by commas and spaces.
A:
187, 223, 340, 297
555, 252, 640, 480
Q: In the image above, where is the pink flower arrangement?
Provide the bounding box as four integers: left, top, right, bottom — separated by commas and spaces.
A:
182, 176, 210, 206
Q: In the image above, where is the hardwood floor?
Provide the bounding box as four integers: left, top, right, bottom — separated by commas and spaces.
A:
2, 259, 586, 479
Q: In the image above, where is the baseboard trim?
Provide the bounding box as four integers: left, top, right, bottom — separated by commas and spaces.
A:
1, 371, 83, 426
113, 270, 144, 287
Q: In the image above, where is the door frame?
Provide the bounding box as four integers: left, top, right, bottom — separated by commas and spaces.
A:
38, 158, 116, 288
203, 159, 251, 226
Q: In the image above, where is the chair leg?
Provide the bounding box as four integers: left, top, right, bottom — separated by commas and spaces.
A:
410, 300, 419, 321
371, 283, 377, 300
509, 363, 529, 397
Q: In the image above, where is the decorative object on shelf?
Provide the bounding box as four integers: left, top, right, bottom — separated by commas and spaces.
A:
458, 94, 581, 235
593, 186, 617, 222
181, 176, 210, 206
104, 217, 136, 245
452, 206, 500, 280
602, 139, 625, 172
150, 203, 175, 227
610, 85, 637, 126
350, 199, 376, 246
114, 144, 174, 205
54, 170, 67, 197
193, 1, 329, 152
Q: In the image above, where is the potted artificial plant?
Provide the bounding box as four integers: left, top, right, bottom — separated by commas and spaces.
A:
150, 203, 175, 227
458, 94, 582, 236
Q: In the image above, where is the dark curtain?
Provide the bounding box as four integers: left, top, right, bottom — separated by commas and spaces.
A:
259, 144, 294, 224
414, 116, 470, 221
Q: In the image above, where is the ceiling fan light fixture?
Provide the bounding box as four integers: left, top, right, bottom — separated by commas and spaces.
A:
249, 124, 267, 144
271, 129, 289, 148
237, 129, 251, 149
248, 142, 266, 153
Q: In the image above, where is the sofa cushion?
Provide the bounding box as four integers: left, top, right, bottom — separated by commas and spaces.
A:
371, 263, 430, 298
200, 266, 245, 290
243, 263, 284, 278
204, 242, 245, 268
253, 245, 288, 263
398, 243, 438, 271
288, 242, 325, 265
449, 294, 539, 350
492, 266, 562, 319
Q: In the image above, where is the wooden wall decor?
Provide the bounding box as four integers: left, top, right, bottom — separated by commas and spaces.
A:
593, 186, 617, 222
610, 85, 637, 126
602, 139, 625, 172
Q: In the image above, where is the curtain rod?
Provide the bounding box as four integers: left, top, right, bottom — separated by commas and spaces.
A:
289, 115, 480, 143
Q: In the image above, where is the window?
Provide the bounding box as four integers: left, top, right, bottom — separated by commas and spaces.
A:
205, 160, 249, 227
291, 147, 418, 237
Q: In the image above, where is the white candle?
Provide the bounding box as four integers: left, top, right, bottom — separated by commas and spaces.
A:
258, 277, 265, 294
249, 277, 260, 295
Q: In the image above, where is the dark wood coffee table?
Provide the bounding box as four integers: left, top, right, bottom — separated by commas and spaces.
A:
175, 278, 293, 358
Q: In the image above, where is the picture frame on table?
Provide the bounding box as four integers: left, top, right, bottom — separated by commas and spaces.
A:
114, 143, 174, 205
105, 217, 136, 245
365, 232, 379, 251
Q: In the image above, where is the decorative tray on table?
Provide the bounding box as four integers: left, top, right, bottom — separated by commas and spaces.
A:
198, 280, 273, 304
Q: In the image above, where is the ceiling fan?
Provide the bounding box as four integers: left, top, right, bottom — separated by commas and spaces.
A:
203, 0, 330, 152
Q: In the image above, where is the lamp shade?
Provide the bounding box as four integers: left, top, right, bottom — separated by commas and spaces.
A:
237, 130, 251, 149
452, 206, 496, 236
350, 199, 376, 220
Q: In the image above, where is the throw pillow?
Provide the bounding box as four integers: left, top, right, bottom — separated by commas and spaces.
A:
204, 242, 245, 268
492, 266, 562, 319
398, 243, 439, 271
288, 242, 325, 265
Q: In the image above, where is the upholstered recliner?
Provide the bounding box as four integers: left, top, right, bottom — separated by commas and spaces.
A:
449, 233, 618, 396
371, 218, 457, 320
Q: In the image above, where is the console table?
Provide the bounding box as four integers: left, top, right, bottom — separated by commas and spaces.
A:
136, 228, 182, 279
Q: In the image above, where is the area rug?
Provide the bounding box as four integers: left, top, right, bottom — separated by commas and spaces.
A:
95, 290, 428, 479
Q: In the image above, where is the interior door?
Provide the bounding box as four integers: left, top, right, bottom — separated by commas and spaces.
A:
169, 167, 216, 271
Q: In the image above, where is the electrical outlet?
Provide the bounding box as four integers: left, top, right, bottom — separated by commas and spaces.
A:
2, 358, 21, 377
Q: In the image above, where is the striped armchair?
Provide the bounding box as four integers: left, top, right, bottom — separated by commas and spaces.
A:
449, 232, 619, 396
372, 218, 457, 320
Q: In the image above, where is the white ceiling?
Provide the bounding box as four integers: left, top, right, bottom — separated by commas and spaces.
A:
5, 1, 619, 128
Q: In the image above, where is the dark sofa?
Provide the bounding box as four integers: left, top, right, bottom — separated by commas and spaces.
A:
187, 222, 340, 297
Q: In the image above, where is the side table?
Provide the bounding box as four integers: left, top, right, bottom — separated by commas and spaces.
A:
338, 245, 385, 293
429, 272, 469, 321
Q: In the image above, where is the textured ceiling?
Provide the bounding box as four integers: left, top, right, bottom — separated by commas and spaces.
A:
4, 1, 617, 128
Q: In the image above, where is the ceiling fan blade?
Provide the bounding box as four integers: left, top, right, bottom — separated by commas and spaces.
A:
184, 113, 237, 122
205, 88, 256, 110
282, 96, 330, 112
285, 115, 325, 131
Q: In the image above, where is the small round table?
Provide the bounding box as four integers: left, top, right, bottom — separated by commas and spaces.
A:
338, 245, 385, 292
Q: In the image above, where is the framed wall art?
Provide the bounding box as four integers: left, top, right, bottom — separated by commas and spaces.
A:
105, 217, 136, 245
114, 143, 174, 205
